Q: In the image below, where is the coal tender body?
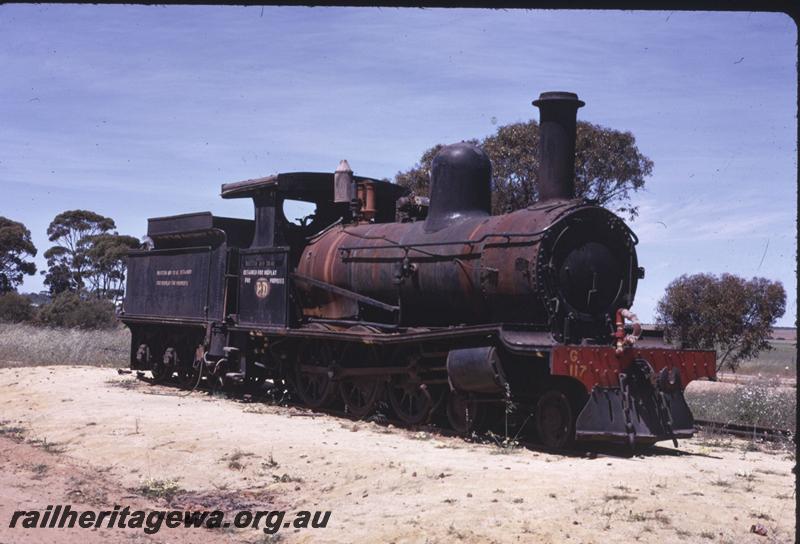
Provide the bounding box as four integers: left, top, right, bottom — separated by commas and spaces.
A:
121, 91, 716, 448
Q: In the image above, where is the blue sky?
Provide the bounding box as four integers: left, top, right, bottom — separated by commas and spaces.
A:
0, 6, 796, 326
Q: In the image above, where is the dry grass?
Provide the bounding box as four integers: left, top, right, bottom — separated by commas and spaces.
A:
0, 322, 129, 368
725, 340, 796, 378
685, 378, 796, 432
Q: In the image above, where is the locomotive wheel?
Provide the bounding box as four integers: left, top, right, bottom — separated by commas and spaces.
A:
294, 341, 338, 409
387, 377, 433, 426
338, 329, 383, 418
340, 377, 383, 419
535, 390, 575, 449
446, 392, 486, 435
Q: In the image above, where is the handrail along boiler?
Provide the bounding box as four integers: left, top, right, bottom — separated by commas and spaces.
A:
121, 91, 716, 448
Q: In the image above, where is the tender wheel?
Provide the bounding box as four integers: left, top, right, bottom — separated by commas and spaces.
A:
387, 376, 433, 425
151, 347, 174, 383
535, 390, 575, 449
151, 360, 169, 382
446, 392, 487, 435
340, 377, 383, 418
177, 345, 203, 389
294, 341, 338, 409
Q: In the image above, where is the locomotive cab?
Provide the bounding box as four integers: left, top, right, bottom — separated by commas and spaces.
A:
219, 172, 408, 327
220, 172, 408, 262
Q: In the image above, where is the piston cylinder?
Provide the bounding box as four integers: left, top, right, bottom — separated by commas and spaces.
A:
446, 346, 507, 394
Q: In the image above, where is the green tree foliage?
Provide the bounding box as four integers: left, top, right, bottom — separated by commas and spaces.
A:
37, 291, 118, 329
656, 273, 786, 372
43, 210, 115, 294
0, 292, 35, 323
395, 120, 653, 218
83, 233, 140, 299
42, 210, 139, 298
0, 217, 37, 293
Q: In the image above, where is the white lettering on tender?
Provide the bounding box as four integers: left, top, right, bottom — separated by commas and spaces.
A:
242, 269, 279, 277
155, 269, 193, 276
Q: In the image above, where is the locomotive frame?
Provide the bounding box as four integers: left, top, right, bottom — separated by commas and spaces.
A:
120, 91, 716, 449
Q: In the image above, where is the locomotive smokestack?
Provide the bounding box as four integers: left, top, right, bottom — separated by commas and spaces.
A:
532, 91, 585, 201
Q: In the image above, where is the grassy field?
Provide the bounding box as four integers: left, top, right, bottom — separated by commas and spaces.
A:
0, 322, 130, 368
685, 379, 796, 433
722, 340, 797, 379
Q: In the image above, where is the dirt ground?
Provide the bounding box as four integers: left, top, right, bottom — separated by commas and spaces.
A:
0, 366, 795, 544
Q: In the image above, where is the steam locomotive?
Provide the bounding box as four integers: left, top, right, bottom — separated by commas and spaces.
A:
121, 91, 716, 448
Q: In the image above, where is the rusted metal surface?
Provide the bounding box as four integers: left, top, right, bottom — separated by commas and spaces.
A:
295, 199, 639, 341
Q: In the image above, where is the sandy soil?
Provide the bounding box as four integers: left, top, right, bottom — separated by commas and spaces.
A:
0, 366, 795, 544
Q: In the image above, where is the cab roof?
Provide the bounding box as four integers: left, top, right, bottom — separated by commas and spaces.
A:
221, 172, 408, 203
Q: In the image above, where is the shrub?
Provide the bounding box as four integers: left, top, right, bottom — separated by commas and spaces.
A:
37, 292, 118, 329
0, 292, 34, 323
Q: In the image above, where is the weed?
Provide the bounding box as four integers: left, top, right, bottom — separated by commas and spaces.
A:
699, 531, 715, 539
604, 493, 636, 502
135, 478, 184, 500
485, 431, 521, 454
653, 511, 672, 526
710, 478, 732, 488
272, 473, 303, 483
0, 420, 26, 440
263, 451, 279, 468
254, 533, 284, 543
447, 523, 467, 539
28, 437, 65, 454
735, 471, 758, 482
224, 450, 255, 470
29, 463, 49, 479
